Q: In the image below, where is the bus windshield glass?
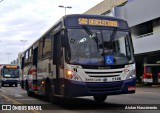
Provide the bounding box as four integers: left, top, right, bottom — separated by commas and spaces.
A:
3, 68, 19, 78
66, 28, 134, 66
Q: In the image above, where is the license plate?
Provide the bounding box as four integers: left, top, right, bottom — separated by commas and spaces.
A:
4, 84, 9, 86
128, 86, 136, 91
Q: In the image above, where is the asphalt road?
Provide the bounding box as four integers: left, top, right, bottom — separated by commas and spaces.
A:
0, 85, 160, 113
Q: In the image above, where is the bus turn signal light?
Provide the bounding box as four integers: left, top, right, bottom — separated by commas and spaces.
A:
128, 86, 136, 91
42, 81, 45, 85
66, 70, 73, 79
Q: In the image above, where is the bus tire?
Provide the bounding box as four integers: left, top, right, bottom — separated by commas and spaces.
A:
2, 83, 4, 87
93, 95, 107, 103
27, 90, 33, 97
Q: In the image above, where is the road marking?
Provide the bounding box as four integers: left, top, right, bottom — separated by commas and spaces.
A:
0, 93, 41, 113
136, 90, 160, 95
0, 89, 6, 92
10, 94, 23, 97
15, 99, 37, 100
152, 85, 160, 87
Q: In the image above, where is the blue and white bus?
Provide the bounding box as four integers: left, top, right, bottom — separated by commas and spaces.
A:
20, 14, 136, 103
0, 65, 20, 87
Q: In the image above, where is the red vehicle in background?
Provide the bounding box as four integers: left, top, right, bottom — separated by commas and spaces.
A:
142, 64, 160, 84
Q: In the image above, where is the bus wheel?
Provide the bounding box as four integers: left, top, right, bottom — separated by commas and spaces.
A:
93, 95, 107, 103
27, 86, 34, 97
2, 83, 4, 87
27, 90, 33, 97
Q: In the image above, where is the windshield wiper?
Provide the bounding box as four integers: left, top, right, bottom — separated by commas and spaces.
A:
109, 28, 117, 51
82, 26, 99, 51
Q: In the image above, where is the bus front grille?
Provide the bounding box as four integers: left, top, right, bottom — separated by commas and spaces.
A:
84, 68, 123, 78
86, 81, 123, 93
85, 71, 122, 77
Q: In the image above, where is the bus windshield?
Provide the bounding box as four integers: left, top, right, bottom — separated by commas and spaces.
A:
66, 28, 134, 66
3, 68, 19, 78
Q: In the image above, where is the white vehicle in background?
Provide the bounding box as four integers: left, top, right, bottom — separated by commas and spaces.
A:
0, 65, 20, 87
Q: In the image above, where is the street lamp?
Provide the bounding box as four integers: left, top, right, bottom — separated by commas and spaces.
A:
59, 5, 72, 15
20, 40, 27, 51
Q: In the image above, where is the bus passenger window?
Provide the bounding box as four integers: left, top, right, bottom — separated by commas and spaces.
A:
25, 51, 29, 63
38, 40, 43, 60
43, 35, 52, 57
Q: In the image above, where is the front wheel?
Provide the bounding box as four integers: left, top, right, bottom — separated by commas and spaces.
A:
93, 95, 107, 103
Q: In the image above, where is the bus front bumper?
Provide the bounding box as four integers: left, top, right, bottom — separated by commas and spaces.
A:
64, 78, 136, 97
1, 80, 18, 86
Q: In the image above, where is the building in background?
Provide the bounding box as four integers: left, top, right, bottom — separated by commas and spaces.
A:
11, 52, 21, 68
84, 0, 160, 83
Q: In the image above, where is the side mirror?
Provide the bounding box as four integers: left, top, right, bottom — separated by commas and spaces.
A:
61, 29, 67, 47
53, 32, 62, 65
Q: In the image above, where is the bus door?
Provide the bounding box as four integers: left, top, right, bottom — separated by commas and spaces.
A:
152, 66, 158, 83
33, 47, 38, 90
53, 32, 63, 95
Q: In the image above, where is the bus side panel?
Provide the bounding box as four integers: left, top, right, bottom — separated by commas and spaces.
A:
37, 59, 57, 96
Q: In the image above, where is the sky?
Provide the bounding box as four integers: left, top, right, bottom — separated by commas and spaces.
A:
0, 0, 103, 64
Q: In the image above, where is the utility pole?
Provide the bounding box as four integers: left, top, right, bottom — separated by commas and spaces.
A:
20, 40, 27, 51
59, 5, 72, 15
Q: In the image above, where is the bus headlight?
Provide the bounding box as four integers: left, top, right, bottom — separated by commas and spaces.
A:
66, 69, 81, 81
66, 70, 73, 79
126, 70, 136, 80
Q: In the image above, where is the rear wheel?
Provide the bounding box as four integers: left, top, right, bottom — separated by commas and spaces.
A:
27, 90, 34, 96
1, 83, 4, 87
93, 95, 107, 103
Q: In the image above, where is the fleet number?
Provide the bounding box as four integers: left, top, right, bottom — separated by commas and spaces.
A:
112, 77, 121, 81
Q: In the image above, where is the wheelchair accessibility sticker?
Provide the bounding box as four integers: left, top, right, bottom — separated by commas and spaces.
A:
105, 55, 114, 65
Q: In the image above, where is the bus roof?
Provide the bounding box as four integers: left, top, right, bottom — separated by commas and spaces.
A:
21, 14, 129, 55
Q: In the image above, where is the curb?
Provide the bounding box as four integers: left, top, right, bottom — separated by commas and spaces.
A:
136, 84, 160, 87
152, 85, 160, 87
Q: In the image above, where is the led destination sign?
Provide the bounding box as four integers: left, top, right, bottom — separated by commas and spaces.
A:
5, 66, 18, 69
78, 18, 118, 27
